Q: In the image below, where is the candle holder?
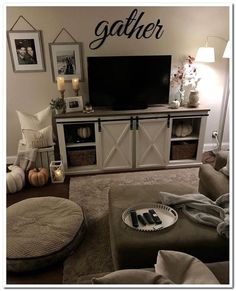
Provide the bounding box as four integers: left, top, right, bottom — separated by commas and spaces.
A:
50, 160, 65, 183
59, 90, 65, 99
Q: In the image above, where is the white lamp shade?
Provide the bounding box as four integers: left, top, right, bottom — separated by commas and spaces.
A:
195, 47, 215, 63
223, 41, 230, 58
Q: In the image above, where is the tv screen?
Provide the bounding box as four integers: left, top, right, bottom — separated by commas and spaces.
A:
87, 55, 171, 110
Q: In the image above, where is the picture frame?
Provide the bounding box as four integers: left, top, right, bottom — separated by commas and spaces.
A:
65, 96, 84, 113
7, 30, 45, 72
49, 42, 83, 82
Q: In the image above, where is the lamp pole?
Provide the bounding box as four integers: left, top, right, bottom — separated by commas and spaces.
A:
218, 67, 229, 150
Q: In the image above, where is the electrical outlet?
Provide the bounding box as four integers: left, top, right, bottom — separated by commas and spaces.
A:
212, 131, 218, 138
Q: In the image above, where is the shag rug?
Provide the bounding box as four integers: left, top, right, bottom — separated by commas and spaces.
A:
63, 168, 199, 284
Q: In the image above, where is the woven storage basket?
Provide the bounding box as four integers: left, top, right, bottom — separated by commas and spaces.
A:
68, 149, 96, 167
171, 142, 197, 160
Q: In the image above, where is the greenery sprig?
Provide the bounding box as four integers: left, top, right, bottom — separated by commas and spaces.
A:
50, 97, 66, 110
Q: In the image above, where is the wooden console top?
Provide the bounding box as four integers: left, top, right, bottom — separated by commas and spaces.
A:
56, 105, 210, 119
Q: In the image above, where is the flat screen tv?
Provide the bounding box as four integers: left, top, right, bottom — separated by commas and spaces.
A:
87, 55, 172, 110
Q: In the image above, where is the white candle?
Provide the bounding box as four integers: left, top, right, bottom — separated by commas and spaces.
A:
57, 77, 65, 91
72, 78, 79, 90
54, 168, 64, 181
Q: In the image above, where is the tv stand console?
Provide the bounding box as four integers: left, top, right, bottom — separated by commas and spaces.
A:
55, 106, 210, 175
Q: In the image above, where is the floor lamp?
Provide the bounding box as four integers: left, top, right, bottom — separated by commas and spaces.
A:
195, 37, 230, 151
219, 42, 230, 150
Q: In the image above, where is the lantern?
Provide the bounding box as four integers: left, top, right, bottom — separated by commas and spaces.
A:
50, 161, 65, 183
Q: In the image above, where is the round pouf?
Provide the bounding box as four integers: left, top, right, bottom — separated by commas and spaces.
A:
7, 196, 86, 272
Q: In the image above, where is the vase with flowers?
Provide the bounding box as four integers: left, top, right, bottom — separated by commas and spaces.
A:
170, 56, 201, 107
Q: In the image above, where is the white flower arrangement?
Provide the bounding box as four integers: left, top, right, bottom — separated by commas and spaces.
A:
170, 56, 201, 105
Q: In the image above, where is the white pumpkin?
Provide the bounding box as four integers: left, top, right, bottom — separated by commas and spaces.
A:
170, 100, 180, 109
6, 165, 25, 194
77, 127, 91, 139
174, 123, 193, 137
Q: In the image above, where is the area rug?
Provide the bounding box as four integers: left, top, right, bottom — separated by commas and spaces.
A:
63, 168, 199, 284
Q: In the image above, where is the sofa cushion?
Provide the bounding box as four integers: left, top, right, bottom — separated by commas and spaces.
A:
92, 269, 167, 284
198, 164, 229, 199
207, 261, 229, 284
220, 155, 229, 177
214, 151, 229, 171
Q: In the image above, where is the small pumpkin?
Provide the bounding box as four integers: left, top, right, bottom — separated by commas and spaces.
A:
28, 168, 49, 187
7, 165, 25, 194
77, 127, 91, 139
174, 122, 193, 137
170, 99, 180, 109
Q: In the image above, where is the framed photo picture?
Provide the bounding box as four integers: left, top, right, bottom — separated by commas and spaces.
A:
7, 30, 45, 72
49, 42, 83, 82
65, 96, 84, 113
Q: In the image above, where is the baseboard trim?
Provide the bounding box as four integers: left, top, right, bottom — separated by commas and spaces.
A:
203, 142, 230, 152
221, 143, 230, 151
7, 156, 16, 165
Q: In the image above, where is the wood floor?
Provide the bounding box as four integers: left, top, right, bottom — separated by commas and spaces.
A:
6, 151, 215, 285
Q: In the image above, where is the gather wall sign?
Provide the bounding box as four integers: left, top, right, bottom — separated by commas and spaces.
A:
89, 8, 164, 50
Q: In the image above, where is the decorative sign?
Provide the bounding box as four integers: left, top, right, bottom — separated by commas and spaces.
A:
89, 8, 164, 50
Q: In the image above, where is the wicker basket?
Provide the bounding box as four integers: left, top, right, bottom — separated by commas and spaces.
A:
171, 142, 197, 160
67, 149, 96, 167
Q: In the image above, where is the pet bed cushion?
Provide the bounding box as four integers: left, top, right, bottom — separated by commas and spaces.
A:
7, 196, 86, 272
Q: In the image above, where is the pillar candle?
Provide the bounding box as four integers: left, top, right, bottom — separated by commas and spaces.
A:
57, 77, 65, 91
72, 78, 80, 90
54, 168, 64, 181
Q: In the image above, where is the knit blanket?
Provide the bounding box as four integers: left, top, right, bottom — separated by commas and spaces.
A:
159, 192, 229, 239
14, 148, 38, 171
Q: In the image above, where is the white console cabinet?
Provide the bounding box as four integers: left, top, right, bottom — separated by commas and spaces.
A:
56, 106, 210, 175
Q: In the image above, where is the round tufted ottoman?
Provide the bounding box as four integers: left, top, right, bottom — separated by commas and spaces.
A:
7, 196, 86, 272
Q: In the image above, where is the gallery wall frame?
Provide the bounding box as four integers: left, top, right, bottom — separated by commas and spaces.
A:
65, 96, 84, 113
49, 42, 84, 82
7, 30, 46, 72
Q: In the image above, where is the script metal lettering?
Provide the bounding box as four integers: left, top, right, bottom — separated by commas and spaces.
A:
89, 9, 164, 50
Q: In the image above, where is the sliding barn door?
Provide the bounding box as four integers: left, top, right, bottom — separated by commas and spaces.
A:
100, 120, 133, 170
135, 118, 169, 168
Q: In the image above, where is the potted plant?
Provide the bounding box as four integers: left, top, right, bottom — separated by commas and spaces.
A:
50, 97, 66, 114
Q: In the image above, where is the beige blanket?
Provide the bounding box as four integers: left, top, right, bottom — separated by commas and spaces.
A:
14, 148, 38, 171
159, 192, 229, 238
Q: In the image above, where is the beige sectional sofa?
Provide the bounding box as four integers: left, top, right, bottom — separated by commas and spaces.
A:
199, 151, 229, 200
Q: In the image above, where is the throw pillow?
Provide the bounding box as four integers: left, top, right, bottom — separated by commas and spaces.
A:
22, 126, 54, 149
154, 250, 220, 284
16, 107, 52, 144
92, 269, 170, 284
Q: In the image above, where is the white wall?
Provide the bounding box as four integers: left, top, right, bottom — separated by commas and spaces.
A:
6, 6, 230, 158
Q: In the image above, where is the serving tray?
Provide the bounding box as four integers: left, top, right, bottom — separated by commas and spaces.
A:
122, 203, 178, 232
